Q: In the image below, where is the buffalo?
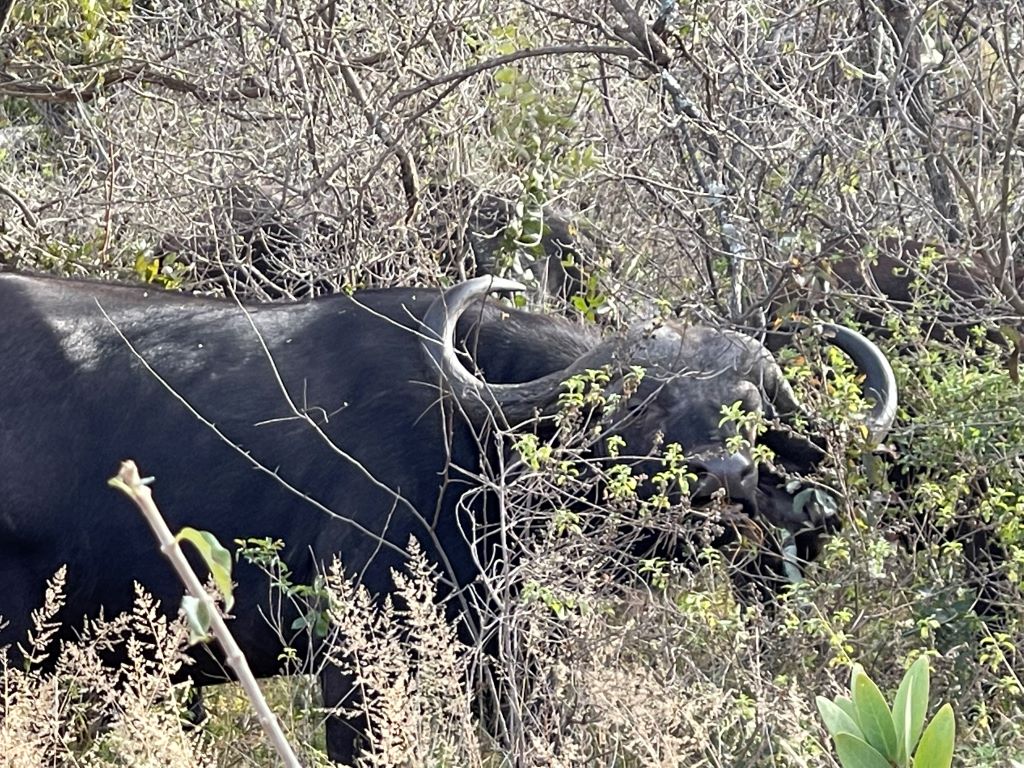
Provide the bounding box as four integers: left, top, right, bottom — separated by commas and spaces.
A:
0, 270, 896, 762
755, 236, 1023, 624
760, 236, 1024, 353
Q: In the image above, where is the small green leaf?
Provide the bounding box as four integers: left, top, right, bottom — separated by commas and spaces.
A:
913, 704, 955, 768
177, 527, 235, 611
893, 656, 930, 762
852, 664, 899, 762
290, 610, 331, 638
314, 612, 331, 638
835, 732, 894, 768
181, 595, 212, 644
818, 696, 866, 741
493, 66, 519, 85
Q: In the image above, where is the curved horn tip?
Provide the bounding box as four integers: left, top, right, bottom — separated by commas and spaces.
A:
420, 276, 619, 424
490, 276, 529, 294
421, 276, 528, 345
818, 323, 899, 444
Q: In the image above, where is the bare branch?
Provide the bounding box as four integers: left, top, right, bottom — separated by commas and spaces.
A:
109, 460, 304, 768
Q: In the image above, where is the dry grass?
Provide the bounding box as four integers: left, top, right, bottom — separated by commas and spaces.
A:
1, 571, 215, 767
2, 509, 1023, 767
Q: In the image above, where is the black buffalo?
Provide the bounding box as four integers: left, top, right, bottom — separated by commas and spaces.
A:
761, 236, 1024, 352
758, 236, 1023, 622
0, 271, 896, 762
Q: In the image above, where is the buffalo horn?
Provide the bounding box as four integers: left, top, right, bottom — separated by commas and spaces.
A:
423, 279, 897, 444
421, 277, 625, 423
756, 324, 897, 446
819, 324, 898, 444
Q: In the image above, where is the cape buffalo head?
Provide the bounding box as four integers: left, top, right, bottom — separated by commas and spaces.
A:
422, 277, 897, 585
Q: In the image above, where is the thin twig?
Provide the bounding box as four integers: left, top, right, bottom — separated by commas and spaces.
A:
109, 460, 305, 768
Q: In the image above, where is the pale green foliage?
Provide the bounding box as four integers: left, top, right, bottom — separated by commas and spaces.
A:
10, 0, 132, 70
818, 658, 956, 768
175, 527, 234, 611
893, 352, 1024, 580
134, 253, 187, 290
237, 536, 333, 639
719, 399, 774, 464
460, 20, 609, 312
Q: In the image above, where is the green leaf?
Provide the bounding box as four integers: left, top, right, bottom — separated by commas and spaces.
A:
314, 612, 331, 638
290, 610, 331, 638
180, 595, 212, 644
817, 696, 866, 741
893, 656, 930, 762
834, 695, 859, 723
913, 704, 955, 768
852, 664, 899, 762
176, 527, 235, 611
835, 732, 894, 768
493, 66, 519, 85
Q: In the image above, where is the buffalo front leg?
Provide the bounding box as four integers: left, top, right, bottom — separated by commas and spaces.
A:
320, 666, 368, 765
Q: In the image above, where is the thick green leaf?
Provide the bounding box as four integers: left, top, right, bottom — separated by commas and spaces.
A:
834, 695, 859, 723
893, 656, 930, 763
181, 594, 212, 644
913, 704, 955, 768
852, 664, 899, 762
177, 527, 235, 611
817, 696, 866, 741
835, 733, 894, 768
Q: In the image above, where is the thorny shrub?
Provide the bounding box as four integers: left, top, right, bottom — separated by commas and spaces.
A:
313, 365, 884, 766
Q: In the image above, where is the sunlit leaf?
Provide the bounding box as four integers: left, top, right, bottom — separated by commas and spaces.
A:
835, 733, 893, 768
913, 704, 955, 768
834, 695, 859, 722
177, 527, 235, 611
893, 656, 929, 762
817, 696, 865, 741
852, 664, 899, 761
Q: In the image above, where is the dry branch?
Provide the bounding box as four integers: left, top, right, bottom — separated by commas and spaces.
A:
108, 460, 304, 768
